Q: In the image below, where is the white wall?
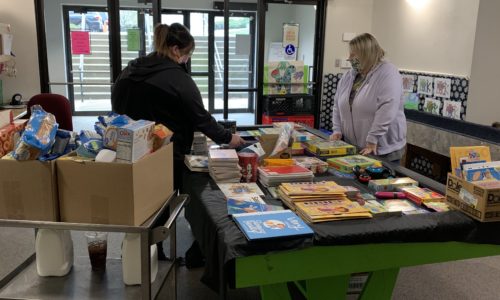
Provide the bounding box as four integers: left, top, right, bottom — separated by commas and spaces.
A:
322, 0, 373, 75
0, 0, 40, 103
466, 0, 500, 126
264, 4, 293, 62
372, 0, 479, 76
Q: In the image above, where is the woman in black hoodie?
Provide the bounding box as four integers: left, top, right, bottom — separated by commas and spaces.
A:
112, 23, 245, 190
112, 23, 245, 261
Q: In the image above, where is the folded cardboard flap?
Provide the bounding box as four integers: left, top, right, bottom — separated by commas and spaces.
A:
57, 143, 174, 225
0, 160, 58, 221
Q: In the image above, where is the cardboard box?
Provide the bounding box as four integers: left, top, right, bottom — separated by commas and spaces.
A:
445, 173, 500, 222
57, 143, 174, 225
0, 160, 58, 221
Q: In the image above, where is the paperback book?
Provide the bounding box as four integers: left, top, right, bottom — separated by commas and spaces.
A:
327, 155, 380, 174
294, 200, 372, 222
305, 140, 356, 157
233, 210, 314, 241
227, 198, 283, 215
449, 146, 491, 177
217, 182, 265, 198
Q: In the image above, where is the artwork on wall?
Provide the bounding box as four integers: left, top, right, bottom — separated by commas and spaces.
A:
402, 74, 416, 92
423, 98, 441, 115
403, 92, 419, 110
443, 100, 461, 120
417, 76, 434, 96
434, 77, 451, 98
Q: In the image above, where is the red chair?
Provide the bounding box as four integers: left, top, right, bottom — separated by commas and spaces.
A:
26, 93, 73, 131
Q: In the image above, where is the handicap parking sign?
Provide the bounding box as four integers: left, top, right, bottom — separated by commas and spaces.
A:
284, 44, 296, 56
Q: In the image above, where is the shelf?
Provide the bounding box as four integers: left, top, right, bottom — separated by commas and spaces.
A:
0, 256, 174, 300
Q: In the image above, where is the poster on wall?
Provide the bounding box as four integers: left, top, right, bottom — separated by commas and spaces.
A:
402, 74, 416, 92
433, 77, 451, 98
71, 31, 91, 55
443, 100, 461, 119
417, 76, 433, 96
268, 42, 296, 62
423, 97, 441, 115
403, 92, 419, 110
282, 23, 299, 48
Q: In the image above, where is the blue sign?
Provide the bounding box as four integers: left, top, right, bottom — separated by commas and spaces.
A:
284, 44, 296, 56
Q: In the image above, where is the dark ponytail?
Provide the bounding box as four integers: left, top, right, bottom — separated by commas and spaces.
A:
154, 23, 195, 57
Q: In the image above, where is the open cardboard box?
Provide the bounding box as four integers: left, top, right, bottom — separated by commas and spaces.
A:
57, 143, 174, 226
445, 173, 500, 222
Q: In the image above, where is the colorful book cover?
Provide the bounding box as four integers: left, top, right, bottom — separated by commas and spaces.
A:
233, 210, 314, 241
464, 168, 500, 182
400, 187, 445, 205
361, 200, 403, 216
227, 198, 283, 215
449, 146, 491, 177
280, 181, 344, 195
295, 200, 372, 221
327, 155, 380, 174
217, 183, 265, 198
368, 177, 418, 192
259, 165, 313, 176
306, 140, 356, 157
424, 202, 450, 212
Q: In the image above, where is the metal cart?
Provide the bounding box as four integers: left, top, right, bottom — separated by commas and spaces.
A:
0, 193, 188, 300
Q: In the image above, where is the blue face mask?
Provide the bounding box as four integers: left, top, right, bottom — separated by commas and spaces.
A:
349, 58, 361, 73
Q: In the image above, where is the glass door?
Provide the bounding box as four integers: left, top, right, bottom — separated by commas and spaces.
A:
62, 5, 111, 115
213, 13, 256, 118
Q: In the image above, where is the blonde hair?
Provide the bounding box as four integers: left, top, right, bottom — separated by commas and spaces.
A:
349, 33, 385, 73
154, 23, 195, 58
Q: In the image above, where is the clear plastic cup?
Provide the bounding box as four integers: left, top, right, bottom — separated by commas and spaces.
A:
85, 231, 107, 271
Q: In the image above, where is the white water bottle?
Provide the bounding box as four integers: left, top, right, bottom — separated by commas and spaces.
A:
35, 229, 73, 276
122, 233, 158, 285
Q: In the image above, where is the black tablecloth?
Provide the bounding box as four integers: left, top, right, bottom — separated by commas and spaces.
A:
183, 171, 500, 291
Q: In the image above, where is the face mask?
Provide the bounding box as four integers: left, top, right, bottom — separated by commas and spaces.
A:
349, 58, 361, 73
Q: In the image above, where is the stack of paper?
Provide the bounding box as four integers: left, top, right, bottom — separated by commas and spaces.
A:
192, 132, 208, 155
208, 149, 241, 183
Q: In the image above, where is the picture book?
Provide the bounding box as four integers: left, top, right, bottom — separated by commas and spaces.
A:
280, 181, 344, 195
229, 194, 266, 204
233, 210, 314, 241
217, 183, 265, 198
400, 187, 445, 206
327, 155, 380, 174
294, 200, 372, 222
293, 156, 329, 175
450, 146, 491, 177
462, 161, 500, 182
259, 165, 313, 176
305, 140, 356, 157
227, 198, 283, 215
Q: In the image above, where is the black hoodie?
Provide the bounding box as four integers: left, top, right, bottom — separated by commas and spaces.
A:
111, 53, 232, 161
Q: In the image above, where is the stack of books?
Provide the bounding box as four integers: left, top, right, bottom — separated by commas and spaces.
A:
276, 181, 348, 209
184, 155, 209, 172
258, 165, 314, 187
293, 156, 329, 175
399, 186, 445, 206
294, 200, 372, 222
192, 132, 208, 155
217, 182, 265, 203
208, 149, 241, 183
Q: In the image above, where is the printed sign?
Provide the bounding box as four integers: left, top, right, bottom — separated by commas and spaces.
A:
127, 28, 141, 51
71, 31, 91, 55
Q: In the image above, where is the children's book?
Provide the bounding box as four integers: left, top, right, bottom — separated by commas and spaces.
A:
361, 200, 402, 217
305, 140, 356, 157
462, 161, 500, 182
280, 181, 344, 195
400, 186, 445, 206
217, 183, 265, 198
423, 202, 450, 212
327, 155, 380, 174
227, 198, 283, 215
294, 200, 372, 222
208, 149, 239, 162
233, 210, 314, 241
449, 146, 491, 177
368, 177, 418, 192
